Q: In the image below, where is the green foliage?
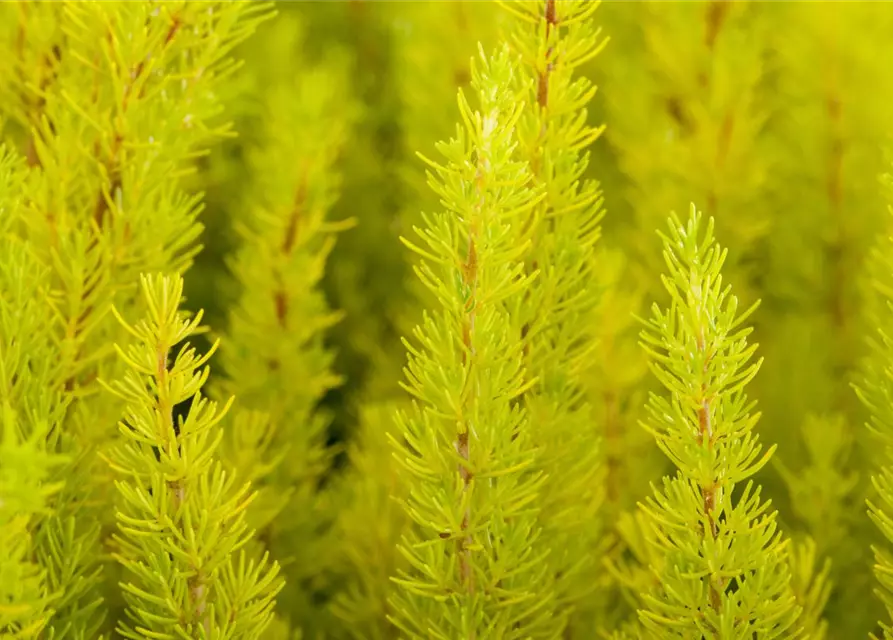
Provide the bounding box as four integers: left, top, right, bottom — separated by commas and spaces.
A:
0, 3, 275, 637
384, 1, 507, 399
101, 273, 282, 639
389, 45, 556, 638
632, 208, 800, 637
319, 1, 407, 408
594, 1, 770, 300
6, 2, 893, 638
501, 0, 608, 631
0, 145, 66, 638
756, 19, 893, 627
586, 247, 657, 519
329, 401, 409, 640
788, 537, 832, 640
206, 13, 355, 636
855, 172, 893, 637
589, 2, 893, 633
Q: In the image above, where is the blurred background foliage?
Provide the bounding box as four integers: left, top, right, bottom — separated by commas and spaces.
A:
84, 0, 893, 636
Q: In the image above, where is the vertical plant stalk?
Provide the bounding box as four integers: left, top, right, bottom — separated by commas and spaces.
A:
695, 292, 721, 613
101, 273, 282, 639
151, 329, 212, 631
633, 206, 800, 637
825, 80, 849, 412
458, 225, 477, 592
390, 44, 557, 638
501, 0, 608, 629
388, 1, 506, 398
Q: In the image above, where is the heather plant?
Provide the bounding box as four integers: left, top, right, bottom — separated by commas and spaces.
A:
623, 209, 801, 637
0, 144, 67, 638
0, 2, 275, 637
388, 44, 556, 637
206, 13, 356, 635
385, 0, 506, 398
6, 1, 893, 639
501, 0, 609, 632
101, 273, 282, 639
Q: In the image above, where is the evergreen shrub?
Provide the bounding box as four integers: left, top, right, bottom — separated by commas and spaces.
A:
2, 1, 893, 638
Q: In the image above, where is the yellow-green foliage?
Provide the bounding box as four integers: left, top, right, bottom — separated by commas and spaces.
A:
0, 145, 67, 638
501, 0, 608, 632
591, 1, 893, 634
753, 22, 893, 630
0, 3, 274, 637
329, 401, 409, 640
855, 164, 893, 640
206, 13, 356, 636
390, 45, 556, 638
7, 1, 893, 639
386, 1, 506, 394
595, 1, 770, 300
101, 274, 282, 639
586, 247, 656, 521
635, 209, 799, 636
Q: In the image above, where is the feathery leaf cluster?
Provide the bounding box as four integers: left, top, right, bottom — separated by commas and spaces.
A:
0, 4, 275, 636
502, 0, 608, 628
6, 2, 893, 638
633, 208, 799, 637
207, 14, 355, 635
0, 144, 67, 638
390, 44, 556, 638
101, 273, 282, 640
855, 178, 893, 639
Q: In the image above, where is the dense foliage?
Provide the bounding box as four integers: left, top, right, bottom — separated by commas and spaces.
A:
2, 1, 893, 638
